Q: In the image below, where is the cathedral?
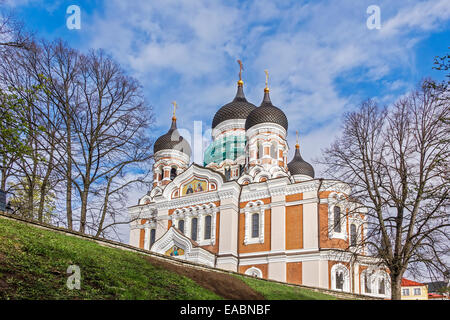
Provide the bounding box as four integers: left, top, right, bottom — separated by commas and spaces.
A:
128, 67, 390, 298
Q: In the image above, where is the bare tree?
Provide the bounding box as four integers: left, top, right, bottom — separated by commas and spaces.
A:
69, 49, 153, 235
0, 11, 35, 193
21, 40, 82, 230
318, 81, 450, 299
0, 39, 73, 224
0, 12, 155, 238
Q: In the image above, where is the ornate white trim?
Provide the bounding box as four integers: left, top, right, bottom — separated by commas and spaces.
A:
360, 268, 391, 297
151, 227, 215, 267
212, 119, 246, 139
328, 192, 348, 241
244, 267, 263, 278
171, 203, 218, 246
244, 200, 265, 245
330, 263, 351, 292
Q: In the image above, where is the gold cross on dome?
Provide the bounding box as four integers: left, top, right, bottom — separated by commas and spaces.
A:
237, 59, 244, 81
264, 69, 269, 88
172, 101, 177, 118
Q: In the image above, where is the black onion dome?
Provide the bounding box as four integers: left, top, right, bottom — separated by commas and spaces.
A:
153, 118, 191, 157
287, 146, 314, 178
212, 84, 256, 129
245, 91, 288, 131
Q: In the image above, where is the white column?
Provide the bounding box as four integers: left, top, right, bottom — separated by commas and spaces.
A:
269, 194, 286, 282
217, 197, 239, 271
143, 226, 150, 250
198, 213, 204, 242
270, 194, 285, 252
303, 191, 319, 249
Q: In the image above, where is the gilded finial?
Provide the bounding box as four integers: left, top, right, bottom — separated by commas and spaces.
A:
171, 101, 177, 120
264, 69, 269, 92
237, 59, 244, 86
295, 131, 299, 149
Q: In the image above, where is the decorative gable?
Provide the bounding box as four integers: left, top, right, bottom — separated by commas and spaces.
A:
162, 164, 225, 200
151, 227, 215, 266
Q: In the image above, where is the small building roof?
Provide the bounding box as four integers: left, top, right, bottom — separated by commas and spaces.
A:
401, 278, 426, 287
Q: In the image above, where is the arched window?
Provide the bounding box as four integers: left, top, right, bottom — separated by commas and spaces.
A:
204, 215, 212, 240
191, 217, 198, 241
334, 206, 341, 233
258, 142, 264, 159
170, 167, 177, 180
251, 213, 259, 238
270, 141, 277, 159
331, 264, 350, 292
178, 219, 185, 234
150, 229, 156, 247
350, 224, 357, 246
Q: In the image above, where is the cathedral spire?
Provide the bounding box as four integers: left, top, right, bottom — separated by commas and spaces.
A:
295, 130, 299, 149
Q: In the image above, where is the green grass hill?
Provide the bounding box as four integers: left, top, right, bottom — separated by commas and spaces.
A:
0, 216, 336, 300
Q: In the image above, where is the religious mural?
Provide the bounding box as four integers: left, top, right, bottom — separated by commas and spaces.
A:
182, 179, 207, 196
165, 245, 185, 257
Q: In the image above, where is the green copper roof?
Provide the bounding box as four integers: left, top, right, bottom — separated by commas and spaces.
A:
204, 135, 246, 166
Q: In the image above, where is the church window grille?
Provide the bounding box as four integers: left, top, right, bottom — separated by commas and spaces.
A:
270, 141, 277, 159
204, 215, 212, 240
350, 224, 357, 246
178, 220, 185, 234
170, 167, 177, 180
379, 279, 385, 295
252, 213, 259, 238
336, 271, 344, 290
365, 274, 371, 293
258, 142, 264, 159
225, 167, 231, 180
150, 229, 156, 248
334, 206, 341, 233
191, 218, 198, 241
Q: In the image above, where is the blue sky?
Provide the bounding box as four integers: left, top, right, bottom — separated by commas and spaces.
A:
4, 0, 449, 170
2, 0, 448, 190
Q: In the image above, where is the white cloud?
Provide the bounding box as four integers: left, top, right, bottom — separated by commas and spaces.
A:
77, 0, 449, 227
381, 0, 450, 36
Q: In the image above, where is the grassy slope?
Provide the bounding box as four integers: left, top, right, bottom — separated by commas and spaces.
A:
237, 275, 337, 300
0, 217, 335, 300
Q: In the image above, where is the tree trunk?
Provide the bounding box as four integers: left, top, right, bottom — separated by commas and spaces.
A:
26, 176, 34, 219
38, 140, 55, 223
66, 113, 73, 230
95, 178, 112, 237
79, 187, 89, 233
390, 273, 403, 300
0, 164, 6, 191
